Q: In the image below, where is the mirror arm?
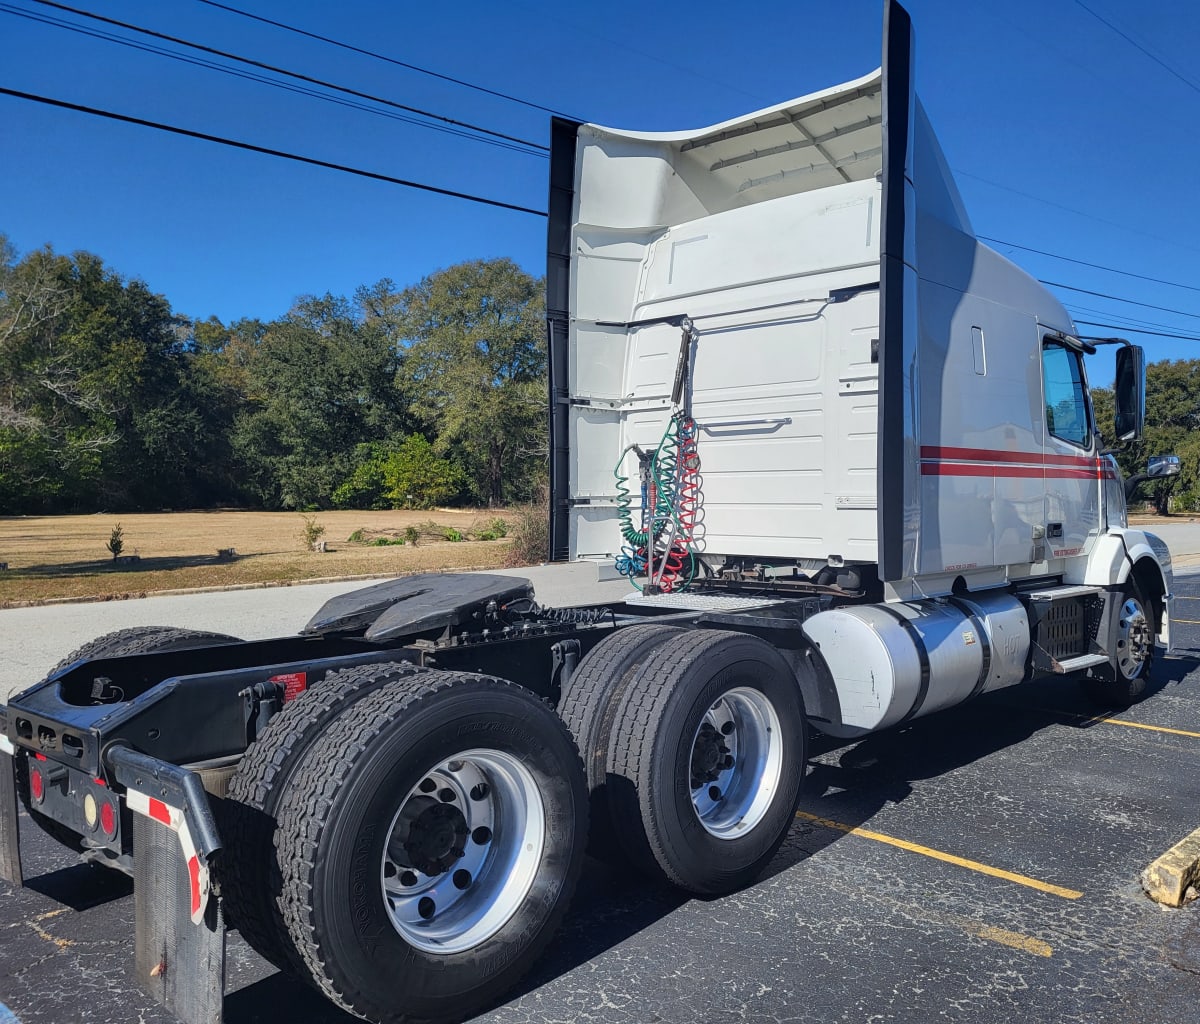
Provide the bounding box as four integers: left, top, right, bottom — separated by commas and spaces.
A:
1124, 473, 1150, 501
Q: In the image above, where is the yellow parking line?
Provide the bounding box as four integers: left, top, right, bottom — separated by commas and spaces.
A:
847, 887, 1054, 957
967, 922, 1054, 958
1039, 706, 1200, 739
1090, 715, 1200, 739
795, 810, 1083, 899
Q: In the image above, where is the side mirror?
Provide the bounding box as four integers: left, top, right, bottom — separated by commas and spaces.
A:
1124, 453, 1181, 500
1147, 454, 1181, 479
1113, 344, 1145, 441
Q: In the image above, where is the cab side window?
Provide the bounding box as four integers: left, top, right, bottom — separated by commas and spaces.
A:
1042, 341, 1091, 448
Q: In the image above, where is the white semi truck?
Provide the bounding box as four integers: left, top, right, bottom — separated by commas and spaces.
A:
0, 3, 1175, 1023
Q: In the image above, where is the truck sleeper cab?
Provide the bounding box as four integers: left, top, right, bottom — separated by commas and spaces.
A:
0, 4, 1173, 1024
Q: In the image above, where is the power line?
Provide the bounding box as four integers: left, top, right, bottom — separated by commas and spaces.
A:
1042, 280, 1200, 321
14, 0, 545, 155
1073, 1, 1200, 97
980, 235, 1200, 295
957, 168, 1200, 258
191, 0, 578, 120
1, 6, 535, 156
1072, 319, 1200, 342
0, 86, 548, 217
1065, 303, 1194, 334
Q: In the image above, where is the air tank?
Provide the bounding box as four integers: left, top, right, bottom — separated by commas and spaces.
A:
801, 590, 1029, 738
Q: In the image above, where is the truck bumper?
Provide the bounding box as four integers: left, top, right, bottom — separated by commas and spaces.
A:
0, 725, 226, 1024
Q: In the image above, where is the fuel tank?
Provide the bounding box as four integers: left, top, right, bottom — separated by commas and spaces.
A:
801, 590, 1029, 738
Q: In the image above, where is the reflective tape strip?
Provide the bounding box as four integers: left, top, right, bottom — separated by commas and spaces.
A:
0, 735, 13, 756
126, 788, 210, 925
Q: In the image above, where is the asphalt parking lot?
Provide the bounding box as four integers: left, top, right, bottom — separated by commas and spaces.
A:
2, 576, 1199, 1024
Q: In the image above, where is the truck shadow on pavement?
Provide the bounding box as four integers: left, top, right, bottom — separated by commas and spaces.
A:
224, 651, 1200, 1022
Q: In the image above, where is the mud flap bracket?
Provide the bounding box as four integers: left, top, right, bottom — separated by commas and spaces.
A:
133, 812, 225, 1024
0, 739, 23, 886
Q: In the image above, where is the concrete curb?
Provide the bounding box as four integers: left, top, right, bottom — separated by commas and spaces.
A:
0, 566, 508, 610
1142, 827, 1200, 907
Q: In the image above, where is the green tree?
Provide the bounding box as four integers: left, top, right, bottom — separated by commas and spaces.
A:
333, 435, 465, 509
0, 242, 235, 511
232, 293, 409, 508
1094, 359, 1200, 514
388, 259, 546, 506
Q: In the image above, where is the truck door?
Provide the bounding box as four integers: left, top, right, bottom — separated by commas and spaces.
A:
1040, 334, 1101, 560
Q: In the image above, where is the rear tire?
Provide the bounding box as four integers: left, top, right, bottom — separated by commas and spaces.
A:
221, 659, 428, 972
276, 671, 587, 1024
605, 629, 806, 895
18, 627, 240, 853
1083, 583, 1154, 707
557, 623, 686, 860
43, 626, 241, 680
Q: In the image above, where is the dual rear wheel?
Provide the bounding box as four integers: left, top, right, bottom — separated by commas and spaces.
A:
562, 627, 807, 894
224, 667, 587, 1024
225, 627, 806, 1023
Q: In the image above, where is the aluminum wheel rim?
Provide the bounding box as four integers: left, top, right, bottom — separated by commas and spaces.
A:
1114, 596, 1151, 680
380, 748, 545, 954
689, 686, 783, 840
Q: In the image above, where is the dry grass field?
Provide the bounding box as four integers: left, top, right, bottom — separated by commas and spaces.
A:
0, 509, 517, 606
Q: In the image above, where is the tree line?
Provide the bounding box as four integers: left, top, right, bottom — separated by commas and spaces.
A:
3, 232, 1197, 518
1093, 358, 1200, 515
0, 235, 547, 514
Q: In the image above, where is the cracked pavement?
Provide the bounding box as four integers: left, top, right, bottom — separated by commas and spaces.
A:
2, 574, 1199, 1023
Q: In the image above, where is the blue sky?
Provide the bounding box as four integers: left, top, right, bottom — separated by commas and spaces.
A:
2, 0, 1200, 372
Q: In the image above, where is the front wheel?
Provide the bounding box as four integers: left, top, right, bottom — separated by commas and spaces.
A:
1083, 583, 1154, 706
275, 670, 587, 1024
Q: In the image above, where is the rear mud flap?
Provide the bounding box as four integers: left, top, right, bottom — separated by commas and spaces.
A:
134, 811, 225, 1024
0, 748, 22, 885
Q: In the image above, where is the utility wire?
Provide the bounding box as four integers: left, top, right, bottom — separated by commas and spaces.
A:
191, 0, 579, 120
1072, 319, 1200, 342
1073, 1, 1200, 96
958, 167, 1200, 258
15, 0, 545, 154
1066, 303, 1194, 334
2, 5, 536, 156
0, 86, 549, 217
981, 235, 1200, 295
1042, 280, 1200, 322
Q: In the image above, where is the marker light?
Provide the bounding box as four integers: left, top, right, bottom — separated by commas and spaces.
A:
83, 792, 98, 830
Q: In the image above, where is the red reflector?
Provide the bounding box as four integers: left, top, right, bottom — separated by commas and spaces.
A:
99, 800, 116, 836
93, 777, 107, 787
33, 752, 47, 761
148, 798, 172, 825
29, 767, 44, 803
187, 855, 202, 917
